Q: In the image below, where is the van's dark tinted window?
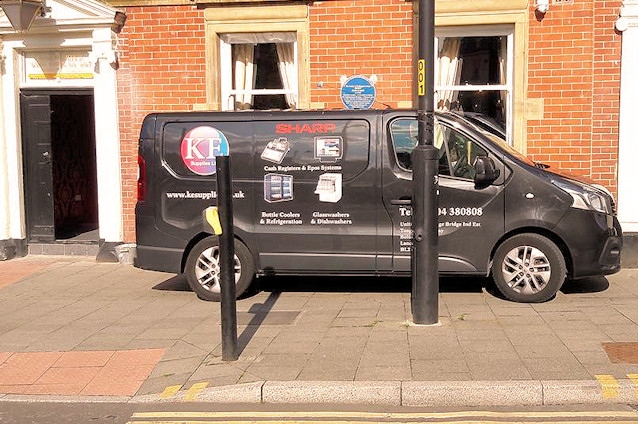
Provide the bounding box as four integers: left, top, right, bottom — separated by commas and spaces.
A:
390, 118, 488, 180
253, 119, 370, 181
390, 119, 418, 170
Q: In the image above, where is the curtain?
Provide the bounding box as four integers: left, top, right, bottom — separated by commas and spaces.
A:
436, 38, 463, 111
234, 44, 255, 110
276, 43, 297, 109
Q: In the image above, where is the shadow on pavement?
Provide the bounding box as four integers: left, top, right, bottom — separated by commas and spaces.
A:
238, 292, 280, 353
152, 274, 191, 292
152, 273, 488, 297
560, 276, 609, 294
151, 273, 611, 300
255, 275, 487, 296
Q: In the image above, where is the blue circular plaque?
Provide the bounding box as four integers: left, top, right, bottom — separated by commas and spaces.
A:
340, 75, 376, 110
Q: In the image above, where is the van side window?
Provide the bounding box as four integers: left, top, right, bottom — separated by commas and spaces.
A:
390, 118, 488, 180
438, 125, 489, 179
390, 119, 418, 170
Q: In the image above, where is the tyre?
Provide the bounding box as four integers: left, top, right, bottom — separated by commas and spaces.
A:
492, 233, 566, 303
185, 237, 255, 302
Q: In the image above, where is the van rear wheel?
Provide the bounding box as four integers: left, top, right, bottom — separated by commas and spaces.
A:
492, 233, 566, 303
185, 237, 254, 302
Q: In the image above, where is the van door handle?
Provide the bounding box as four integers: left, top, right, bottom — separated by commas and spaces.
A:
390, 198, 412, 205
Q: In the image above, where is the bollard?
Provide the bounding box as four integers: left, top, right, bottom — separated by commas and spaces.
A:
216, 155, 238, 361
412, 0, 439, 325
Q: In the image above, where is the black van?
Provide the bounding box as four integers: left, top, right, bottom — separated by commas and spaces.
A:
135, 110, 622, 303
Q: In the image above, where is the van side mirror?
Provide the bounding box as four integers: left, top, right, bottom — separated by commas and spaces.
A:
473, 156, 500, 187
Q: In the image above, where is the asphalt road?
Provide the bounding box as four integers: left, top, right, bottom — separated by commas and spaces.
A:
2, 402, 638, 424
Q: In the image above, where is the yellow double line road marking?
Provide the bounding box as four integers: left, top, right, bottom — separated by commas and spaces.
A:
129, 410, 638, 423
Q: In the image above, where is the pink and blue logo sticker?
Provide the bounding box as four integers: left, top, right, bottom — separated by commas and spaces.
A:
180, 126, 230, 176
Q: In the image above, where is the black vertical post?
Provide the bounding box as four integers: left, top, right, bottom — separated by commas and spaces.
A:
412, 0, 439, 325
216, 155, 238, 361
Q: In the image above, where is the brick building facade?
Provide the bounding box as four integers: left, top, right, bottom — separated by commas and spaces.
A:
526, 0, 621, 193
1, 0, 635, 263
111, 0, 623, 242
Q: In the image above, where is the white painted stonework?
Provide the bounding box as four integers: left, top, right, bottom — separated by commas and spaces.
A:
617, 1, 638, 233
0, 0, 124, 249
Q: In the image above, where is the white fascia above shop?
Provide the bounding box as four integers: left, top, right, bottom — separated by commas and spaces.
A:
0, 0, 123, 34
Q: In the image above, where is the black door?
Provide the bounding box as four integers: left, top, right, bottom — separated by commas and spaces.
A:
21, 93, 55, 242
21, 90, 98, 243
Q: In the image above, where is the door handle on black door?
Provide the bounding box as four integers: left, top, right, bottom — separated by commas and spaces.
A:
390, 198, 412, 205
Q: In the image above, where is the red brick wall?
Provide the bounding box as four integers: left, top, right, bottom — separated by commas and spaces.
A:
309, 0, 413, 109
116, 1, 621, 242
526, 0, 621, 193
591, 0, 622, 194
117, 6, 206, 241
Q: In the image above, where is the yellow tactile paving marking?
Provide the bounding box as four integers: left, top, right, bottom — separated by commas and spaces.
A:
596, 374, 621, 399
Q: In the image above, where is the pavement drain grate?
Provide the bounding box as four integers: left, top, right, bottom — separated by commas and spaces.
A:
602, 342, 638, 364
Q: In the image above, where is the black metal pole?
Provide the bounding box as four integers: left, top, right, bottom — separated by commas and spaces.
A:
216, 155, 238, 361
412, 0, 439, 325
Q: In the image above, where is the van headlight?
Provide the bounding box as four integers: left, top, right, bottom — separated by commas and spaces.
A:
552, 180, 612, 215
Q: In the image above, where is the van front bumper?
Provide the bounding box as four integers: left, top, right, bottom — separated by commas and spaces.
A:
598, 226, 622, 270
556, 210, 622, 278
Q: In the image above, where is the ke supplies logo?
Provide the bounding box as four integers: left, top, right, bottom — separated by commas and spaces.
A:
180, 126, 230, 175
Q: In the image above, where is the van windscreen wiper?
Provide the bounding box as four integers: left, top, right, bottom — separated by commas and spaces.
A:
534, 161, 550, 169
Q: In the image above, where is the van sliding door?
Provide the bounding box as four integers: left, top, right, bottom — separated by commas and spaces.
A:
253, 117, 377, 272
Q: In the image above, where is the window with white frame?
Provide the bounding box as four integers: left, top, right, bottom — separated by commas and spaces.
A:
220, 32, 298, 111
436, 26, 514, 143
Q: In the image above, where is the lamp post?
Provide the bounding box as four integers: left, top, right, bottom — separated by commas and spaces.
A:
411, 0, 439, 325
0, 0, 43, 32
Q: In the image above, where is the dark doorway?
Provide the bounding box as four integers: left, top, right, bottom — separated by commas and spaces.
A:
20, 90, 98, 243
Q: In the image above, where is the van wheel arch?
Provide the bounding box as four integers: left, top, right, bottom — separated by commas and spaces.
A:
181, 232, 258, 274
181, 232, 211, 274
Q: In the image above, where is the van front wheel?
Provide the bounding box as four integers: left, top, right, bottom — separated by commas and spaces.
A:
185, 237, 254, 302
492, 234, 566, 303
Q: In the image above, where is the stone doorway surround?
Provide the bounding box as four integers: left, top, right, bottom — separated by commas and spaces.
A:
0, 0, 125, 261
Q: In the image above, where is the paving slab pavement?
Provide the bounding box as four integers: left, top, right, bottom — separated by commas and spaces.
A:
0, 256, 637, 406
